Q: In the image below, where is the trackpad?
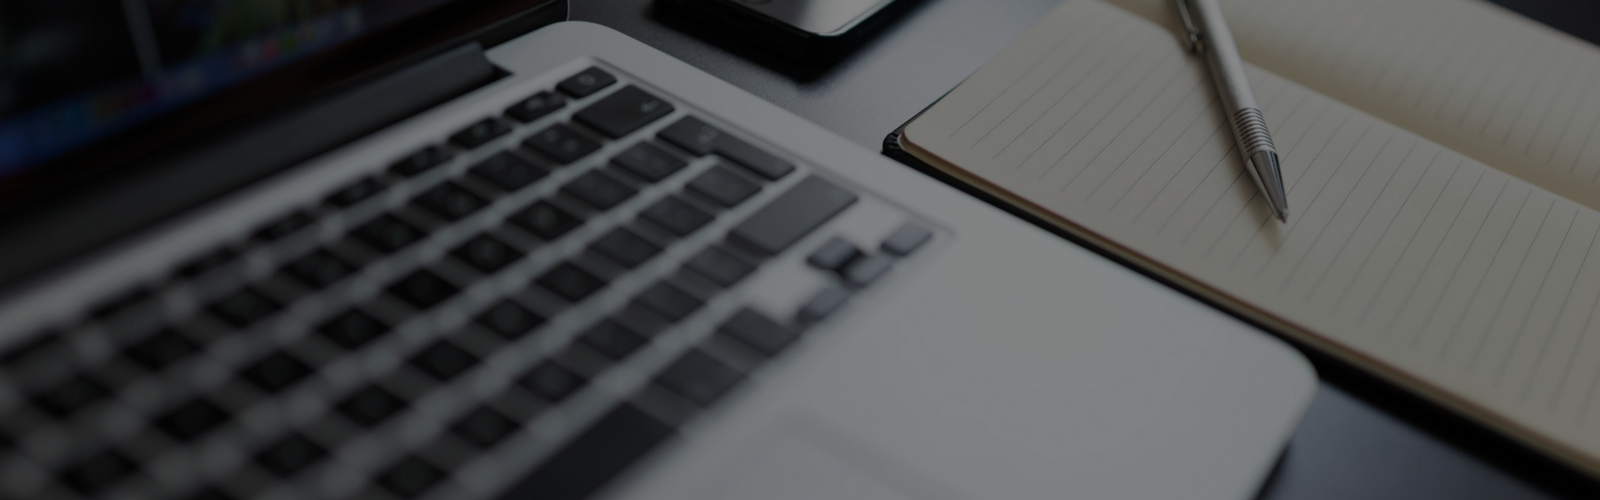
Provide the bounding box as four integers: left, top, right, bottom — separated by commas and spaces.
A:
706, 426, 954, 500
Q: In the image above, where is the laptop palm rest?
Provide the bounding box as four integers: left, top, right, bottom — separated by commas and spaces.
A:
705, 425, 958, 500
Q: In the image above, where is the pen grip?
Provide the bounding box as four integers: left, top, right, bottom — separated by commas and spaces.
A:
1229, 107, 1276, 155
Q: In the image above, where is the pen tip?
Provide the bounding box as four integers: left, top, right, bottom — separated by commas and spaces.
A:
1277, 212, 1288, 223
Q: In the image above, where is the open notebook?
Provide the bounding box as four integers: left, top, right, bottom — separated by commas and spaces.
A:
897, 0, 1600, 477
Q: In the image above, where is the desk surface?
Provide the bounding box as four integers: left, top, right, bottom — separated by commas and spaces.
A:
571, 1, 1600, 498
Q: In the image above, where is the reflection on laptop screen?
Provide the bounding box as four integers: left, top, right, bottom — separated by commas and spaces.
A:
0, 0, 453, 176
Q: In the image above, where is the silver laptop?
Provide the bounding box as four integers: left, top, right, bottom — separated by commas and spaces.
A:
0, 1, 1313, 499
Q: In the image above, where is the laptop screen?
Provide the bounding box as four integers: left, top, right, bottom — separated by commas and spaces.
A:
0, 0, 460, 177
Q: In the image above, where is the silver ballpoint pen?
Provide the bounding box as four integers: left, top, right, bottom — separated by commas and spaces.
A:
1175, 0, 1289, 221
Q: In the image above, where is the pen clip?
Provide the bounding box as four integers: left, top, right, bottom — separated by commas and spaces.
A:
1173, 0, 1203, 53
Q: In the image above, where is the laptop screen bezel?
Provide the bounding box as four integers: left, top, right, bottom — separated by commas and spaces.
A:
0, 0, 561, 213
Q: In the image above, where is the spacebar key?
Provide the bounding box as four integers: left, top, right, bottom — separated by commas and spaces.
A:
497, 404, 673, 500
731, 176, 858, 256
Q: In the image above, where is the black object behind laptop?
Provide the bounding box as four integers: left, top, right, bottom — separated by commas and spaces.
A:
656, 0, 920, 62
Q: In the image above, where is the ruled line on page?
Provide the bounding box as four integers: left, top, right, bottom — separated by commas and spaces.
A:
962, 20, 1124, 148
1369, 167, 1482, 326
1329, 153, 1452, 312
946, 15, 1115, 140
1526, 213, 1600, 402
1052, 66, 1202, 192
1490, 205, 1580, 384
1295, 143, 1425, 299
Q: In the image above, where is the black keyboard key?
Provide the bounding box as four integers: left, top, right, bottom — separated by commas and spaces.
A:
557, 67, 617, 97
633, 282, 702, 322
578, 319, 647, 360
659, 116, 794, 179
657, 116, 721, 155
125, 329, 200, 371
452, 234, 520, 273
590, 228, 661, 269
655, 349, 742, 406
157, 398, 229, 441
477, 301, 544, 339
799, 286, 850, 323
640, 196, 712, 237
209, 287, 280, 327
388, 270, 459, 309
684, 246, 754, 287
574, 85, 675, 138
240, 351, 312, 393
715, 136, 794, 180
339, 386, 406, 427
256, 434, 325, 477
807, 237, 860, 271
450, 118, 511, 149
35, 375, 108, 418
686, 164, 760, 208
614, 306, 671, 338
410, 340, 478, 381
505, 90, 566, 122
561, 171, 636, 210
518, 362, 585, 402
510, 201, 585, 240
883, 222, 933, 256
471, 152, 547, 192
413, 181, 487, 221
731, 176, 858, 255
451, 406, 517, 448
177, 248, 238, 278
327, 176, 384, 207
283, 250, 355, 289
536, 263, 606, 302
719, 309, 799, 356
524, 124, 601, 165
497, 404, 672, 500
612, 142, 686, 182
60, 450, 136, 495
255, 210, 313, 241
378, 456, 445, 498
391, 146, 453, 177
841, 254, 893, 288
353, 215, 424, 254
319, 310, 387, 349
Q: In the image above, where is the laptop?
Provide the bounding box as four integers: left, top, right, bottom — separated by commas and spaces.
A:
0, 1, 1314, 498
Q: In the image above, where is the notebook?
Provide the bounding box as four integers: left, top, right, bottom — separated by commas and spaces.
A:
895, 0, 1600, 477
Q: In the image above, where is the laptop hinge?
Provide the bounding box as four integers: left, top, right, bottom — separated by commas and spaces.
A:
0, 43, 501, 296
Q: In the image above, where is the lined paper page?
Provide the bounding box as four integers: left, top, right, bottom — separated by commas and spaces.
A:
1109, 0, 1600, 211
904, 0, 1600, 470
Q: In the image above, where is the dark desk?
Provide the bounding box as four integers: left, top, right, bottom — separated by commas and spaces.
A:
571, 1, 1600, 498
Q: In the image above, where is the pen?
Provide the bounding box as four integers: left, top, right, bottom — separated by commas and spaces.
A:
1175, 0, 1289, 222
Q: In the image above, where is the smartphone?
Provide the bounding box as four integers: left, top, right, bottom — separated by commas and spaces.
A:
658, 0, 918, 62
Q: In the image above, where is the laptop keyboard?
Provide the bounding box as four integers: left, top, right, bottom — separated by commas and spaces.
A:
0, 64, 936, 499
